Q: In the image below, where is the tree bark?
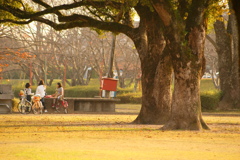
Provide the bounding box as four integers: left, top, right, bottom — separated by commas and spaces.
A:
132, 6, 172, 124
214, 18, 239, 109
232, 0, 240, 109
231, 24, 240, 109
229, 9, 240, 109
114, 60, 125, 88
133, 53, 172, 124
163, 26, 209, 130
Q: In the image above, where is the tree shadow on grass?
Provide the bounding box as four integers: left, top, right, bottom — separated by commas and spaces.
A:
0, 122, 163, 134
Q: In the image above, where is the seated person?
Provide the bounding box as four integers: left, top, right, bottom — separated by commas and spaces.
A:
52, 82, 64, 107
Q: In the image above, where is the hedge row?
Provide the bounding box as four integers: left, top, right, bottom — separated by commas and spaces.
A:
13, 85, 135, 98
13, 85, 222, 111
117, 91, 222, 111
200, 91, 223, 111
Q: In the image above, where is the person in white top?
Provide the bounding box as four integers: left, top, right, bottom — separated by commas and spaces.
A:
36, 80, 47, 112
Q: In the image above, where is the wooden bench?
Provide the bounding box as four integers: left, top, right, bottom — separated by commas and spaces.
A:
0, 84, 14, 114
44, 97, 120, 114
0, 104, 11, 114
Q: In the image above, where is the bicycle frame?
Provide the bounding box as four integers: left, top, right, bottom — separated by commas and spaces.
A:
32, 95, 43, 114
18, 95, 32, 114
54, 98, 68, 114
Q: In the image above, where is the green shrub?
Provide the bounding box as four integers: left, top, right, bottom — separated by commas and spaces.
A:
117, 90, 222, 112
200, 91, 222, 111
64, 86, 99, 97
117, 92, 142, 104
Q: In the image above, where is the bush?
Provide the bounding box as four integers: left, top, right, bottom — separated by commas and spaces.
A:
64, 86, 99, 97
117, 90, 222, 112
12, 98, 20, 112
117, 92, 142, 104
200, 91, 222, 111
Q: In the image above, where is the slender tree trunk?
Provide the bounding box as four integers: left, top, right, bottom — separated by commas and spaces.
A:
115, 60, 125, 88
133, 78, 140, 92
48, 78, 54, 86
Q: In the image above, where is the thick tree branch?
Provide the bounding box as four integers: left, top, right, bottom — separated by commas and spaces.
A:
30, 17, 135, 38
150, 0, 172, 26
206, 34, 218, 50
0, 1, 136, 38
0, 19, 33, 24
185, 0, 212, 32
32, 0, 122, 9
0, 1, 122, 19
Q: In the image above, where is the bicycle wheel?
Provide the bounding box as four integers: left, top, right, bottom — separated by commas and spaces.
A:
55, 107, 68, 114
17, 102, 25, 114
56, 106, 68, 114
32, 102, 43, 114
63, 100, 68, 114
24, 101, 32, 114
64, 108, 68, 114
55, 103, 68, 114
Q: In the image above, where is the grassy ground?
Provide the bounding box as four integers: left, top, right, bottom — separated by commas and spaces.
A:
1, 80, 239, 159
0, 104, 240, 160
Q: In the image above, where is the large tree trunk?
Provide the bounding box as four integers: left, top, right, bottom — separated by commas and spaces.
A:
228, 7, 240, 109
163, 26, 209, 130
214, 17, 239, 109
214, 20, 233, 109
232, 0, 240, 109
134, 53, 172, 124
133, 5, 172, 124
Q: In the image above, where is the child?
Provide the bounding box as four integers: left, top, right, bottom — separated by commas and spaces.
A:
24, 83, 32, 101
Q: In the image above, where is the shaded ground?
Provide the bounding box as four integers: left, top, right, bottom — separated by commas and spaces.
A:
0, 104, 240, 160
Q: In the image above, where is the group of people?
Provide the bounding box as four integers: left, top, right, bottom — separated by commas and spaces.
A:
24, 80, 64, 112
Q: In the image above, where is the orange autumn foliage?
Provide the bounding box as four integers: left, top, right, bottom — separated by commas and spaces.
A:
0, 48, 35, 74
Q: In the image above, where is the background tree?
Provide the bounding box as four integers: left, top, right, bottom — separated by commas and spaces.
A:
204, 1, 239, 109
231, 0, 240, 109
205, 35, 220, 89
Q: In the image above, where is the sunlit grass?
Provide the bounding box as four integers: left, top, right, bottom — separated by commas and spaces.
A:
200, 79, 219, 92
0, 113, 240, 160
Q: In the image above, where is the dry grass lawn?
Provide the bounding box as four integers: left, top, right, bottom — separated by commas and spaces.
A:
0, 105, 240, 160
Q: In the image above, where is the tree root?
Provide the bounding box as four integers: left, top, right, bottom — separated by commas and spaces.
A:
161, 119, 209, 131
200, 116, 210, 130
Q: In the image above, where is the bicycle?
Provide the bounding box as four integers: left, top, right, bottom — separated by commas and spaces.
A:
52, 98, 68, 114
17, 90, 32, 114
31, 94, 44, 114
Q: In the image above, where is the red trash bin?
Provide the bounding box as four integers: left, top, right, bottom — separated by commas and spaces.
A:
101, 78, 118, 91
